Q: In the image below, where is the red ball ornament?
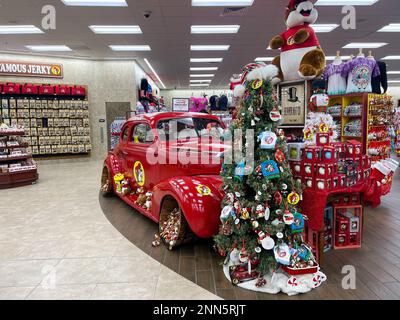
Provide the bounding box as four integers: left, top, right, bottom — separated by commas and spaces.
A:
275, 149, 285, 163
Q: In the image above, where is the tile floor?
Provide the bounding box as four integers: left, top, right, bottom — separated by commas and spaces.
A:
0, 160, 219, 300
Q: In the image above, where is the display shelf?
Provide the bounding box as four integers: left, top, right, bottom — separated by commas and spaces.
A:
333, 204, 363, 250
0, 128, 38, 189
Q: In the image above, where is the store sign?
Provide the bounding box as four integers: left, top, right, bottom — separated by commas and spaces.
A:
0, 61, 63, 78
172, 98, 190, 112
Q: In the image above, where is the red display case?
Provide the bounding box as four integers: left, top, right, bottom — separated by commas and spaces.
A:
333, 204, 363, 249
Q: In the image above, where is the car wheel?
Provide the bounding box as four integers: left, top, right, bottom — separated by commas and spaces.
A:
159, 196, 193, 250
100, 166, 113, 197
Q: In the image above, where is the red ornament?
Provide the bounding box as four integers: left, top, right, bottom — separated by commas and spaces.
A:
275, 149, 285, 163
274, 191, 283, 205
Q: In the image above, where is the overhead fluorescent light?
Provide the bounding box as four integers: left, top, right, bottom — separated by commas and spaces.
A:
383, 56, 400, 60
190, 79, 213, 83
190, 84, 210, 87
61, 0, 127, 5
315, 0, 379, 5
144, 58, 166, 89
388, 80, 400, 83
190, 58, 223, 63
325, 55, 351, 60
387, 71, 400, 74
190, 67, 218, 71
311, 24, 339, 32
343, 42, 387, 49
255, 57, 274, 62
191, 45, 230, 51
192, 0, 254, 6
191, 25, 240, 34
26, 45, 72, 51
89, 25, 142, 34
378, 23, 400, 32
0, 25, 43, 34
109, 45, 151, 51
190, 74, 215, 77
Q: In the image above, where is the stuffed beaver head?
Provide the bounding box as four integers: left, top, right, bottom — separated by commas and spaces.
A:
285, 0, 318, 29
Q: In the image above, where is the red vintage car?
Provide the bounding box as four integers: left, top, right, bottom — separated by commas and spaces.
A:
101, 112, 227, 248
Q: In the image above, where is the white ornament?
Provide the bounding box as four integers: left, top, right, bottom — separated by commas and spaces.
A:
264, 207, 270, 221
261, 236, 275, 250
230, 248, 240, 265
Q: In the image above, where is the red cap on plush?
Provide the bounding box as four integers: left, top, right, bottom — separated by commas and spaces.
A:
287, 0, 309, 10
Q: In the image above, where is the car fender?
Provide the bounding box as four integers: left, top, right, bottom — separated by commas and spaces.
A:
152, 175, 224, 238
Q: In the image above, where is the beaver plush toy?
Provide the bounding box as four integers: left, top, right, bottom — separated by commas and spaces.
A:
269, 0, 325, 82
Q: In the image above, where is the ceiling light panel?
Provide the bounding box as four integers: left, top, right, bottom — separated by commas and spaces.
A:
311, 24, 339, 32
0, 25, 43, 34
315, 0, 379, 5
192, 0, 254, 6
190, 58, 223, 63
61, 0, 128, 6
190, 84, 210, 87
378, 24, 400, 32
191, 45, 230, 51
190, 67, 219, 71
387, 71, 400, 74
190, 79, 213, 83
109, 45, 151, 51
190, 74, 215, 77
191, 25, 240, 34
26, 45, 72, 51
89, 25, 142, 34
255, 57, 274, 62
343, 42, 387, 48
382, 56, 400, 60
144, 58, 166, 89
325, 55, 351, 60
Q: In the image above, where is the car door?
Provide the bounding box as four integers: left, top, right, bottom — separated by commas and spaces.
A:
124, 122, 158, 190
115, 123, 132, 173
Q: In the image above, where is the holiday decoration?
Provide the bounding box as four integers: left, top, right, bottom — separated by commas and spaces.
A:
214, 62, 324, 295
269, 0, 326, 82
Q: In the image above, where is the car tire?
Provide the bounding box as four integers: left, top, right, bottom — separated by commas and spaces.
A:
159, 196, 194, 250
100, 166, 114, 197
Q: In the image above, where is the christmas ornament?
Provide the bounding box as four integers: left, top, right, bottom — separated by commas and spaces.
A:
261, 160, 280, 179
234, 162, 253, 178
239, 246, 249, 263
221, 222, 233, 236
255, 277, 267, 288
297, 244, 311, 261
276, 232, 284, 239
220, 205, 235, 222
275, 149, 285, 163
304, 128, 313, 141
261, 236, 275, 250
319, 123, 329, 133
287, 192, 300, 205
269, 107, 282, 122
251, 79, 263, 90
274, 191, 282, 205
274, 243, 291, 265
255, 247, 262, 254
264, 205, 271, 221
283, 211, 294, 225
256, 205, 265, 219
258, 131, 277, 149
291, 213, 305, 234
252, 220, 259, 229
230, 248, 241, 265
241, 208, 251, 220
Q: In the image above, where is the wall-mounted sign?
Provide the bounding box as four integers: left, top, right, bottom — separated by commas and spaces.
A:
0, 61, 63, 79
172, 98, 190, 112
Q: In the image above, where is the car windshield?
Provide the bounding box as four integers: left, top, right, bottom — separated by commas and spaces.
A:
157, 117, 224, 141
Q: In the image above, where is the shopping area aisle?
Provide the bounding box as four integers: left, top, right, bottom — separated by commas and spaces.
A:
0, 160, 218, 300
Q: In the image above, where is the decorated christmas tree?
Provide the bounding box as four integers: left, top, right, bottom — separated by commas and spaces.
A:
214, 63, 323, 292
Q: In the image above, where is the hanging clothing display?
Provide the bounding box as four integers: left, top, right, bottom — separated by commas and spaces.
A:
323, 63, 347, 95
218, 94, 228, 111
371, 61, 388, 94
341, 57, 380, 94
209, 95, 219, 111
189, 97, 207, 112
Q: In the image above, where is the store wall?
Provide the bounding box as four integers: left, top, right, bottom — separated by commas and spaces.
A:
161, 89, 232, 108
0, 53, 153, 159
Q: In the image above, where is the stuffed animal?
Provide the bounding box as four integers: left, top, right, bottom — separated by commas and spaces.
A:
121, 179, 131, 196
269, 0, 326, 82
135, 187, 147, 206
144, 192, 152, 210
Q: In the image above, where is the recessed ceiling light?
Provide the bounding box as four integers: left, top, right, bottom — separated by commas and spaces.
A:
190, 84, 210, 87
190, 74, 215, 77
382, 56, 400, 60
192, 0, 254, 6
190, 79, 213, 83
255, 57, 274, 62
343, 42, 387, 49
26, 45, 72, 51
315, 0, 379, 5
325, 55, 351, 60
311, 24, 339, 32
89, 25, 142, 34
191, 25, 240, 34
190, 58, 223, 63
0, 25, 43, 34
387, 71, 400, 74
109, 45, 151, 51
61, 0, 127, 6
190, 67, 218, 71
191, 45, 230, 51
378, 23, 400, 32
144, 58, 166, 89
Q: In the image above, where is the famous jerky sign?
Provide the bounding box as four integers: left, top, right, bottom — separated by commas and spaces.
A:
0, 61, 63, 78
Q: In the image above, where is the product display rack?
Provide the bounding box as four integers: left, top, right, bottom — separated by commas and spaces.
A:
0, 82, 91, 158
0, 128, 38, 189
366, 94, 393, 162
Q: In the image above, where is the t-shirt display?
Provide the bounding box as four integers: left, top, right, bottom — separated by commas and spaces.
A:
323, 63, 347, 95
341, 57, 380, 94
